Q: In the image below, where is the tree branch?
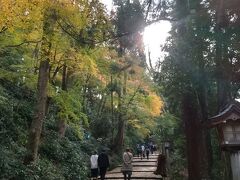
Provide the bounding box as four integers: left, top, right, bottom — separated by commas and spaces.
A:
126, 84, 141, 108
148, 49, 154, 71
145, 0, 152, 21
51, 65, 63, 83
145, 17, 175, 26
58, 15, 174, 46
0, 26, 8, 34
4, 40, 42, 48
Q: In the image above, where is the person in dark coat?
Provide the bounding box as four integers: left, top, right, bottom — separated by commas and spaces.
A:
98, 150, 110, 180
145, 146, 150, 160
154, 153, 167, 177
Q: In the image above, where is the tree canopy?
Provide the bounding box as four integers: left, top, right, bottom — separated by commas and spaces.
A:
1, 0, 239, 179
0, 0, 165, 179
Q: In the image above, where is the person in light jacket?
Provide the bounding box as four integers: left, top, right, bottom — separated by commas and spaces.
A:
121, 148, 133, 180
90, 151, 98, 180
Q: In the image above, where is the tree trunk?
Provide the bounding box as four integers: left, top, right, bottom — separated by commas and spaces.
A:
215, 0, 231, 111
61, 63, 67, 91
216, 36, 231, 111
197, 85, 212, 179
111, 75, 114, 144
113, 92, 124, 152
182, 93, 201, 180
25, 60, 50, 163
58, 117, 67, 138
58, 63, 67, 138
25, 8, 56, 164
215, 1, 233, 179
113, 71, 127, 152
196, 41, 212, 179
115, 119, 125, 151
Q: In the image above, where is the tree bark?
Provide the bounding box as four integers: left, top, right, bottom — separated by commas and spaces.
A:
215, 1, 232, 179
111, 75, 114, 144
198, 87, 212, 179
182, 93, 201, 180
196, 39, 212, 179
25, 8, 56, 164
25, 60, 50, 163
215, 0, 231, 111
58, 62, 67, 138
113, 92, 124, 152
113, 70, 128, 152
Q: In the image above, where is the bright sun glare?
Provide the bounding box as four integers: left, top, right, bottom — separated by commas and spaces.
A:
143, 21, 171, 64
101, 0, 172, 65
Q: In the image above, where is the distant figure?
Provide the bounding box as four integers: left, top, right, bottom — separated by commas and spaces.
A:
149, 142, 154, 154
145, 146, 150, 160
154, 154, 167, 178
136, 144, 141, 157
98, 149, 110, 180
90, 151, 98, 180
152, 144, 157, 154
141, 144, 145, 160
121, 148, 133, 180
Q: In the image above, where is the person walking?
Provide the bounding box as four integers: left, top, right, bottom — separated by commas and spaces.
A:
149, 142, 154, 154
154, 153, 167, 178
146, 146, 150, 160
121, 148, 133, 180
136, 144, 141, 157
141, 144, 145, 160
98, 149, 110, 180
90, 151, 98, 180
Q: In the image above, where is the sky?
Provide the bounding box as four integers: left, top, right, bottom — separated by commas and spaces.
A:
100, 0, 171, 65
101, 0, 113, 10
143, 22, 171, 64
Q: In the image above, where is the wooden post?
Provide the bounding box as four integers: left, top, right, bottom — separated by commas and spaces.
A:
230, 151, 240, 180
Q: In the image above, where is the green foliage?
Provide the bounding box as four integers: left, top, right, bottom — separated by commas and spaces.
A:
0, 48, 23, 70
53, 89, 88, 138
153, 112, 186, 178
40, 131, 89, 180
210, 129, 228, 180
155, 113, 178, 141
114, 0, 145, 54
90, 115, 112, 138
0, 0, 169, 178
0, 80, 92, 179
154, 0, 240, 179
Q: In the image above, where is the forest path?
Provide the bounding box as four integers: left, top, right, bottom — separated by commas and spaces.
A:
104, 153, 163, 179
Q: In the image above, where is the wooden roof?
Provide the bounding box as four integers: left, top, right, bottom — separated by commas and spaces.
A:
208, 101, 240, 127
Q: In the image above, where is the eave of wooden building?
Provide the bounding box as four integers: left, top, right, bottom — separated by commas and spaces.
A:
207, 101, 240, 128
